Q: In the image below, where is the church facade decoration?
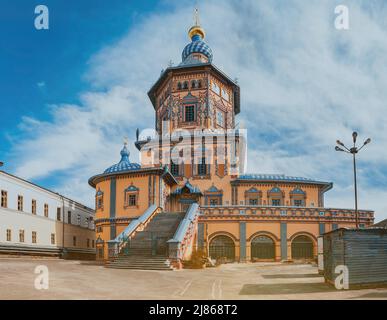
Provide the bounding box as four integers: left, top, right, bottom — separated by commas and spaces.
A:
88, 11, 374, 262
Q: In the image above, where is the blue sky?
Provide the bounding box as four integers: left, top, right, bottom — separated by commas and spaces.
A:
1, 0, 386, 221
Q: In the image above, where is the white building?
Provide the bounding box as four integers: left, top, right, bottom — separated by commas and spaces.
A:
0, 170, 95, 259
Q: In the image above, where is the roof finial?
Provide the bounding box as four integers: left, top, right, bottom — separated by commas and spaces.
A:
194, 7, 200, 27
123, 136, 128, 146
188, 7, 205, 40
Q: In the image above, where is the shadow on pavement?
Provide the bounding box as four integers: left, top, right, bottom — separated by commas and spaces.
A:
356, 292, 387, 299
262, 273, 323, 279
239, 282, 336, 295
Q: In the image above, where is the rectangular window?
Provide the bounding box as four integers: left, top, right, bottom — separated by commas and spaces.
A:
87, 239, 90, 248
294, 200, 303, 207
128, 194, 137, 207
272, 199, 281, 206
19, 230, 24, 243
216, 110, 225, 127
6, 229, 11, 241
1, 190, 7, 208
32, 231, 37, 244
44, 204, 49, 217
77, 214, 81, 225
170, 162, 180, 176
249, 198, 258, 205
51, 233, 55, 245
197, 158, 207, 176
31, 200, 37, 215
209, 199, 219, 206
17, 195, 23, 211
92, 240, 95, 248
222, 88, 229, 101
184, 105, 195, 122
97, 197, 103, 209
97, 226, 103, 233
211, 82, 220, 95
57, 207, 61, 221
68, 211, 72, 224
73, 236, 76, 246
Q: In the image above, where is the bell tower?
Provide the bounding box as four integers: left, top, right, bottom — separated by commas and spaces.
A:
147, 9, 241, 136
138, 9, 245, 179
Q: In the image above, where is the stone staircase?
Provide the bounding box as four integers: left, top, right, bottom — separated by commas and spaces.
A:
106, 211, 185, 270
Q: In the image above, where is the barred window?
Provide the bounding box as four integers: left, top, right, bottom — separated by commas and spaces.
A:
198, 157, 207, 176
184, 105, 195, 122
128, 194, 137, 207
44, 204, 49, 217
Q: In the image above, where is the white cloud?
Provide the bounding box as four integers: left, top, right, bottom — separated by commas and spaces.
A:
8, 0, 387, 222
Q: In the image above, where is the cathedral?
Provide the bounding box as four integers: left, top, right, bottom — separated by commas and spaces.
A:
88, 12, 374, 269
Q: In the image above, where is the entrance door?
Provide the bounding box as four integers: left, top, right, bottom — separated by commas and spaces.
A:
251, 236, 275, 260
291, 235, 314, 259
209, 235, 235, 261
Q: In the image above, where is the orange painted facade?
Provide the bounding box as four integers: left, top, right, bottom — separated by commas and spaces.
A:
89, 16, 375, 262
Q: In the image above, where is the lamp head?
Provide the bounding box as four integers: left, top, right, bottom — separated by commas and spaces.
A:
336, 140, 344, 147
335, 146, 345, 152
364, 138, 371, 145
352, 131, 358, 143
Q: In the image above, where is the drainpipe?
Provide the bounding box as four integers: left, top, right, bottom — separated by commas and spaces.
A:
58, 193, 65, 257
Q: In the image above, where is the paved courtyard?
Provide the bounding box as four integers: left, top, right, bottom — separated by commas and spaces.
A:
1, 256, 387, 300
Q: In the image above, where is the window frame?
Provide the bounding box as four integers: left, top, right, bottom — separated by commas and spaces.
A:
1, 190, 7, 208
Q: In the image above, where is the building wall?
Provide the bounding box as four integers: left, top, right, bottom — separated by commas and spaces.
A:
0, 171, 95, 254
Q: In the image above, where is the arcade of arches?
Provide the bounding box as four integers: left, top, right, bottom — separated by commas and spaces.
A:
206, 230, 318, 262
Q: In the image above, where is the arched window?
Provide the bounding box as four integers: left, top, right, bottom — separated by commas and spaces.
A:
95, 188, 104, 210
191, 80, 197, 89
209, 235, 235, 261
291, 235, 314, 259
251, 236, 275, 260
197, 80, 202, 88
183, 81, 188, 90
177, 82, 182, 90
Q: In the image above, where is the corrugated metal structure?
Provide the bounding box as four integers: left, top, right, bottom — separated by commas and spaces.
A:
323, 228, 387, 288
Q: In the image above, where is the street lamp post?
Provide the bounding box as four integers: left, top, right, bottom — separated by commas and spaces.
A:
335, 132, 371, 229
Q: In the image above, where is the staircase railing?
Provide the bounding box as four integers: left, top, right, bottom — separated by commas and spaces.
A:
107, 204, 161, 259
167, 203, 200, 268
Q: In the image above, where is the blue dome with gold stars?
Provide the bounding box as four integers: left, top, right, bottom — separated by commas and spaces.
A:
104, 143, 141, 174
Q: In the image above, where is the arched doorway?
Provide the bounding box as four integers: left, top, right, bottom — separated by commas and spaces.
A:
291, 235, 314, 260
209, 235, 235, 261
251, 236, 275, 260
